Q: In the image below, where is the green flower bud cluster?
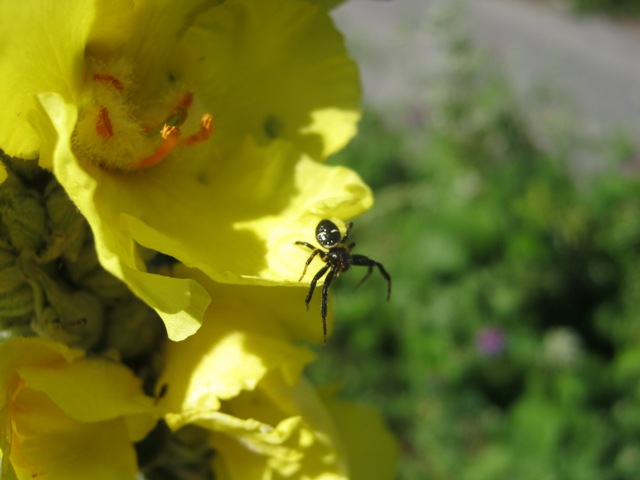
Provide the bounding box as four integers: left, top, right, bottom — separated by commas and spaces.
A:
0, 152, 165, 361
138, 424, 216, 480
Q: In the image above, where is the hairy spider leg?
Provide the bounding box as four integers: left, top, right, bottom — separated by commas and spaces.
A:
294, 241, 327, 281
351, 254, 392, 300
320, 268, 338, 343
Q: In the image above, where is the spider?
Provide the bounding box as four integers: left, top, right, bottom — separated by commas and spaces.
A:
295, 219, 391, 343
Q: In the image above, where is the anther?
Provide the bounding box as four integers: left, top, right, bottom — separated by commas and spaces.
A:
160, 125, 178, 140
95, 106, 113, 138
92, 73, 124, 91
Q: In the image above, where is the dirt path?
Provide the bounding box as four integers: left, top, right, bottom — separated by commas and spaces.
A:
333, 0, 640, 146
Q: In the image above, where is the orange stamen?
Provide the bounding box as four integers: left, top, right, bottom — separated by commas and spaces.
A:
96, 106, 113, 138
93, 73, 124, 91
177, 91, 193, 109
143, 92, 194, 138
181, 114, 214, 146
136, 129, 181, 169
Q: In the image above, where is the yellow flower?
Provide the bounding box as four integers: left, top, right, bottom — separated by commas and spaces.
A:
0, 2, 393, 478
0, 337, 157, 480
0, 0, 370, 341
157, 274, 396, 479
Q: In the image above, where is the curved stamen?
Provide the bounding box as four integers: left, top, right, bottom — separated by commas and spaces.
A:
137, 129, 181, 169
181, 114, 214, 146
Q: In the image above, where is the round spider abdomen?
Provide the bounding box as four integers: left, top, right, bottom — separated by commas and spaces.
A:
316, 219, 342, 248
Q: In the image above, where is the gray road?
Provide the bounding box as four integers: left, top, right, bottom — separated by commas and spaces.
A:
333, 0, 640, 147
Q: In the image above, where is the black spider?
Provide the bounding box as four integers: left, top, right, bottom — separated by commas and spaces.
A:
295, 219, 391, 343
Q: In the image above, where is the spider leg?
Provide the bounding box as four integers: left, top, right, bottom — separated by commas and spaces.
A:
295, 241, 328, 281
295, 241, 316, 251
305, 264, 330, 310
320, 268, 337, 344
299, 249, 321, 281
351, 254, 392, 301
341, 222, 354, 244
354, 265, 373, 288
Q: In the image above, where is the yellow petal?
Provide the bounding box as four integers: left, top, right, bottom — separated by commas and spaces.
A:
0, 0, 133, 160
322, 396, 398, 480
188, 277, 331, 343
118, 0, 222, 94
159, 281, 316, 419
187, 374, 352, 479
176, 0, 361, 159
195, 412, 308, 479
17, 358, 156, 441
109, 133, 371, 288
11, 389, 139, 480
0, 338, 158, 480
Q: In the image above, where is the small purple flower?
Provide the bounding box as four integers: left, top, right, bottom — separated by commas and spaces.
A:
475, 327, 506, 356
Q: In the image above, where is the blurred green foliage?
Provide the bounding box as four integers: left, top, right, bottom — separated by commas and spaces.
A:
308, 25, 640, 480
571, 0, 640, 16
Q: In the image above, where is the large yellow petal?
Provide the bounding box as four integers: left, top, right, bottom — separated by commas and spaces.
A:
175, 0, 361, 160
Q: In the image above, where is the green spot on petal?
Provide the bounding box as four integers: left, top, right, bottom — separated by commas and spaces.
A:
264, 114, 284, 140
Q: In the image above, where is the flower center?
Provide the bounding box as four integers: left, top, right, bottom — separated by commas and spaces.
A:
72, 59, 213, 171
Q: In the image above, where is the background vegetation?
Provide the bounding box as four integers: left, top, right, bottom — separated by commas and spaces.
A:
571, 0, 640, 17
308, 22, 640, 480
